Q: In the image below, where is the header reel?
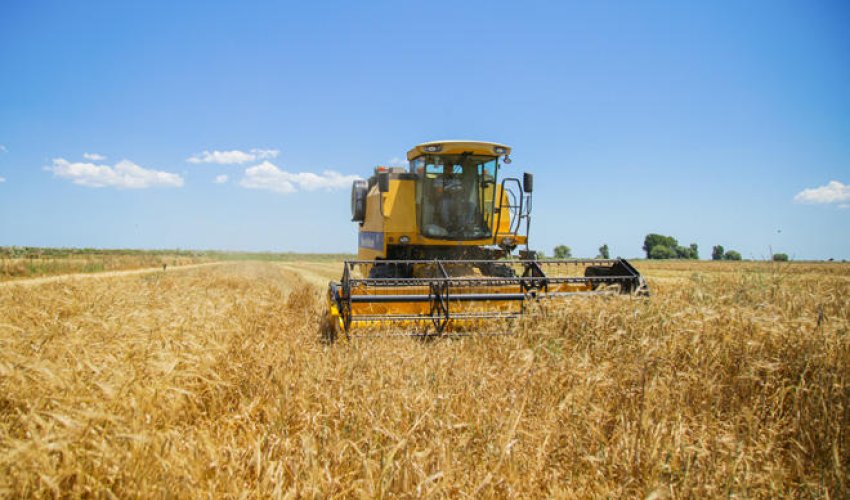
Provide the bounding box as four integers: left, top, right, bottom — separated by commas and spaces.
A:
325, 258, 648, 341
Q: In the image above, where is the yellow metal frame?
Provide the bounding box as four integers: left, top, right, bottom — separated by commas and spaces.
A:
406, 140, 511, 162
357, 139, 524, 260
357, 178, 526, 260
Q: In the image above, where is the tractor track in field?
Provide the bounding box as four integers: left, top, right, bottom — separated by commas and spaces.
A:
275, 262, 340, 288
0, 261, 342, 291
0, 262, 228, 288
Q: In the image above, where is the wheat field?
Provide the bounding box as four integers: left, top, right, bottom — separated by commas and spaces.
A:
0, 260, 847, 497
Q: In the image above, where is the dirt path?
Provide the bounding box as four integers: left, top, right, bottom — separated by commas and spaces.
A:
274, 262, 340, 289
0, 260, 344, 292
0, 262, 227, 288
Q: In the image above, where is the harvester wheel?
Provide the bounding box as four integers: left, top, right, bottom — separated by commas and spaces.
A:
584, 266, 613, 290
369, 263, 410, 279
585, 264, 648, 295
369, 265, 392, 279
480, 263, 517, 278
319, 312, 338, 344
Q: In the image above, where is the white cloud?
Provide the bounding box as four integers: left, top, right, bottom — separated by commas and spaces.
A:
239, 161, 358, 194
83, 152, 106, 161
47, 158, 184, 189
0, 176, 5, 183
187, 148, 279, 165
387, 157, 407, 167
794, 180, 850, 205
214, 174, 229, 184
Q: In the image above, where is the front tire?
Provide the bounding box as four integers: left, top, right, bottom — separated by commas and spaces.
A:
480, 263, 517, 278
319, 312, 338, 344
368, 263, 412, 279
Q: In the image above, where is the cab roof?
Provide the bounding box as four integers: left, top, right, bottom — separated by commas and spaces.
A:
406, 140, 512, 161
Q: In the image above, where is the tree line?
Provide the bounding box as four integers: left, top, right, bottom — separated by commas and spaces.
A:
547, 234, 791, 261
545, 244, 610, 259
642, 233, 789, 261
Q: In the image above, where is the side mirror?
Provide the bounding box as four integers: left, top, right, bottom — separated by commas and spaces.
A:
523, 172, 533, 193
377, 172, 390, 193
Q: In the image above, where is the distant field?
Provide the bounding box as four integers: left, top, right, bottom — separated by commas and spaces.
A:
0, 247, 354, 281
0, 258, 847, 496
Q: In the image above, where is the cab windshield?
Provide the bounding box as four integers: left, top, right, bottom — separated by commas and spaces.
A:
413, 154, 498, 240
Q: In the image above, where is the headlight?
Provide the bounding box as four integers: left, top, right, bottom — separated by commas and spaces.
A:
423, 144, 442, 153
399, 236, 410, 244
493, 146, 506, 154
501, 237, 514, 247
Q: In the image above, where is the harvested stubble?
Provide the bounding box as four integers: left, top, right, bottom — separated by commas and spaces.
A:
0, 261, 848, 497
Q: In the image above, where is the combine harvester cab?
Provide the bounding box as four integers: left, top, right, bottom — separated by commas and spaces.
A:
326, 140, 649, 340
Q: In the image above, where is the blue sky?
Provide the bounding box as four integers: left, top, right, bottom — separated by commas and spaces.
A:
1, 1, 848, 259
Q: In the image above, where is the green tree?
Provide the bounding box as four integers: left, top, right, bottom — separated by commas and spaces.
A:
643, 234, 698, 259
553, 245, 572, 259
649, 245, 677, 259
689, 243, 699, 259
712, 245, 725, 261
598, 244, 610, 259
772, 253, 789, 262
674, 243, 699, 259
724, 250, 742, 261
643, 234, 678, 259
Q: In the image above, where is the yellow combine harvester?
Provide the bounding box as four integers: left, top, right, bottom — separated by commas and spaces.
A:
326, 140, 648, 339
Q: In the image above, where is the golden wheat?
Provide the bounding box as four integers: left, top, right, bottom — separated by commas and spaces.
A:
0, 260, 847, 497
0, 254, 209, 281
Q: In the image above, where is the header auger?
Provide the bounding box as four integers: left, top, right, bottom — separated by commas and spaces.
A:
325, 140, 648, 340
